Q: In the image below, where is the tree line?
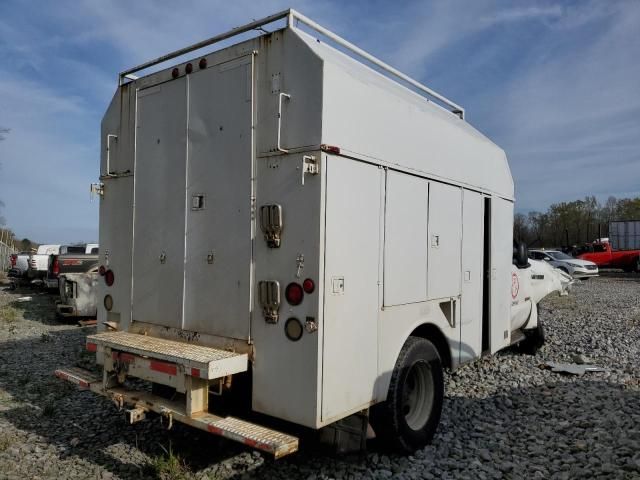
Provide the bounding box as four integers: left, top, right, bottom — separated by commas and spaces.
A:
515, 196, 640, 248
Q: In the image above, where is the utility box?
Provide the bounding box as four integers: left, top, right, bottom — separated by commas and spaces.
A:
57, 10, 519, 457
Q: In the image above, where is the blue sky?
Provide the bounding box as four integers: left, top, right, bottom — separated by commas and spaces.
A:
0, 0, 638, 243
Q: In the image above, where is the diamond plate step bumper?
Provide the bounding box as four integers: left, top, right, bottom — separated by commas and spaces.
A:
54, 366, 299, 458
86, 330, 247, 380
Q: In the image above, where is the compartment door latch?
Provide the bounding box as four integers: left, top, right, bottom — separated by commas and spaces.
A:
301, 155, 318, 185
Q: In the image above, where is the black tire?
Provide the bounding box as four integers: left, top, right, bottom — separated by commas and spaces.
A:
370, 336, 444, 453
519, 307, 545, 355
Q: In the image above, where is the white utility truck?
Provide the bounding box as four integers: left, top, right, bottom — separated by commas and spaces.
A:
57, 10, 552, 457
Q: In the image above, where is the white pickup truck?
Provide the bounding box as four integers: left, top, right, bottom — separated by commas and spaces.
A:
29, 244, 61, 280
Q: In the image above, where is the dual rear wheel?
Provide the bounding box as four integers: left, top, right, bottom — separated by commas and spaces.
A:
370, 336, 444, 453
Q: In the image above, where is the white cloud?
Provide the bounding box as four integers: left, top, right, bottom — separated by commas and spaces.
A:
480, 5, 563, 25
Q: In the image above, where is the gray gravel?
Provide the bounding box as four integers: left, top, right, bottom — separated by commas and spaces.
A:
1, 274, 639, 479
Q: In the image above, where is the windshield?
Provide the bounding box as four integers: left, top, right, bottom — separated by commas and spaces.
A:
548, 251, 573, 260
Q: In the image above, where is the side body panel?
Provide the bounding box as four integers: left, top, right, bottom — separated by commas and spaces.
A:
99, 85, 136, 331
251, 152, 323, 427
322, 156, 382, 422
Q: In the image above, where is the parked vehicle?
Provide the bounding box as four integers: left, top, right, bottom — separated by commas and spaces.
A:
56, 10, 564, 457
29, 244, 61, 280
7, 252, 32, 287
529, 249, 599, 279
45, 245, 99, 289
577, 240, 640, 272
57, 269, 99, 318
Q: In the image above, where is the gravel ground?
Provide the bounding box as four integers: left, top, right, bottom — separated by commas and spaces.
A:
0, 274, 639, 479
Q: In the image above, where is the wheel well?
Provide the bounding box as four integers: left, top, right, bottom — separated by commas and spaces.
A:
410, 323, 452, 370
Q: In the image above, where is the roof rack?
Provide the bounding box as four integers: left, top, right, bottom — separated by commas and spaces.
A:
118, 9, 465, 120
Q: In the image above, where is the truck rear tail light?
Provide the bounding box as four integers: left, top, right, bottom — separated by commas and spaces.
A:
302, 278, 315, 294
52, 257, 60, 277
104, 269, 115, 286
185, 62, 193, 74
98, 265, 106, 276
104, 294, 113, 311
284, 317, 303, 341
10, 254, 16, 267
285, 282, 303, 306
171, 67, 179, 79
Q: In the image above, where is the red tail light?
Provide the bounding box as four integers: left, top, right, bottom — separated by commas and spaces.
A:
285, 282, 304, 306
10, 254, 16, 267
52, 257, 60, 277
302, 278, 315, 294
104, 269, 115, 287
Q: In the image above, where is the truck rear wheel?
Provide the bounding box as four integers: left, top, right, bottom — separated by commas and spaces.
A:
370, 336, 443, 453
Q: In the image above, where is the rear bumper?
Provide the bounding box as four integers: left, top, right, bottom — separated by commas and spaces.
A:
55, 365, 298, 458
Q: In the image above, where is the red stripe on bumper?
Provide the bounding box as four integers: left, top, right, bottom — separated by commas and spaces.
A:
112, 351, 135, 363
150, 360, 177, 376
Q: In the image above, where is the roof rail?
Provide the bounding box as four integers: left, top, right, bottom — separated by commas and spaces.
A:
119, 9, 465, 120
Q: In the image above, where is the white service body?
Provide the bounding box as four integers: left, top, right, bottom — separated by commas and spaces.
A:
97, 23, 518, 430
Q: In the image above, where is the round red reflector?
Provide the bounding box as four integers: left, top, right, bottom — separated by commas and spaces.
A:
199, 58, 207, 69
171, 67, 179, 78
104, 269, 115, 287
285, 282, 303, 306
98, 265, 106, 276
185, 63, 193, 74
302, 278, 315, 294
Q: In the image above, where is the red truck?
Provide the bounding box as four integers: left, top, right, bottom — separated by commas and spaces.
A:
577, 240, 640, 272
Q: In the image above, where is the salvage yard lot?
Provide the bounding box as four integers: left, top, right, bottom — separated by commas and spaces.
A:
0, 276, 639, 480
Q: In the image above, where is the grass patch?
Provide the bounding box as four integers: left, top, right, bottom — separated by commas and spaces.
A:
0, 304, 19, 323
147, 443, 189, 480
0, 435, 10, 452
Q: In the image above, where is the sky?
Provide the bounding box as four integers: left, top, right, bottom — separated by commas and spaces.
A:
0, 0, 638, 243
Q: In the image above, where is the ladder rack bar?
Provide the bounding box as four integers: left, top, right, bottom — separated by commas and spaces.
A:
118, 9, 465, 119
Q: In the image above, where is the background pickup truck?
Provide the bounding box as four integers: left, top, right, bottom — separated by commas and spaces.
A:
45, 250, 99, 289
29, 245, 61, 280
577, 240, 640, 272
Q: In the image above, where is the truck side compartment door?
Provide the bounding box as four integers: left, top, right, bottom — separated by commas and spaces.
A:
322, 156, 382, 421
460, 189, 483, 363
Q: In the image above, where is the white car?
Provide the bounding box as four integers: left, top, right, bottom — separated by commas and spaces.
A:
529, 249, 599, 279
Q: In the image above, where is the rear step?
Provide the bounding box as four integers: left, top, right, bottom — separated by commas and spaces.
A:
55, 366, 298, 458
86, 331, 247, 380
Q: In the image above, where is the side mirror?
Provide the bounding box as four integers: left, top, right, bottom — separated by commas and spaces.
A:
513, 240, 529, 268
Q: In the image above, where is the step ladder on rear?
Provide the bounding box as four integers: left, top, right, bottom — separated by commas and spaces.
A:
55, 331, 298, 458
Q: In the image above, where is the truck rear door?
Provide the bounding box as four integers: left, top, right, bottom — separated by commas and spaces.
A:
132, 56, 254, 340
